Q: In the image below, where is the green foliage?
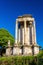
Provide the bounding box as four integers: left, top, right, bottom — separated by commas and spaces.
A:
37, 49, 43, 65
37, 49, 43, 58
0, 55, 43, 65
0, 56, 37, 65
0, 28, 14, 46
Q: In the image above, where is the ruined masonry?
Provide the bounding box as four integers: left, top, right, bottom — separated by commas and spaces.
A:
6, 14, 40, 56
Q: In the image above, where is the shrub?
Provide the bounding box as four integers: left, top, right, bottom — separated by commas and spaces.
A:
0, 56, 39, 65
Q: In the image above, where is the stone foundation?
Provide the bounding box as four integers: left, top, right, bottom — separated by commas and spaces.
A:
13, 45, 22, 55
6, 44, 39, 56
6, 47, 12, 56
23, 45, 32, 55
34, 45, 39, 55
12, 45, 33, 56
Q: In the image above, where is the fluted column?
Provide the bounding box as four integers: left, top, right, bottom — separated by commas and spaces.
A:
17, 24, 19, 43
28, 26, 30, 45
23, 28, 24, 45
32, 26, 34, 44
15, 19, 18, 44
18, 28, 20, 43
33, 20, 37, 44
29, 22, 32, 45
24, 20, 27, 44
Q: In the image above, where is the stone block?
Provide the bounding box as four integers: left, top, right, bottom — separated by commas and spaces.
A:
6, 47, 12, 56
13, 46, 22, 55
23, 46, 32, 55
34, 46, 39, 55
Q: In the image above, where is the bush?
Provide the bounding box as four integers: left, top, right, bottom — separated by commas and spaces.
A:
0, 56, 37, 65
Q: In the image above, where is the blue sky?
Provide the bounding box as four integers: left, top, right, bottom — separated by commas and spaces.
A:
0, 0, 43, 48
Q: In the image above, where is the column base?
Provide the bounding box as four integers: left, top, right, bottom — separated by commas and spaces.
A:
23, 45, 32, 56
13, 45, 22, 55
6, 46, 12, 56
33, 44, 40, 55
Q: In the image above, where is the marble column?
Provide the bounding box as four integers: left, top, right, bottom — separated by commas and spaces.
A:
17, 24, 19, 43
24, 20, 27, 44
15, 20, 18, 44
28, 26, 30, 45
18, 28, 20, 43
32, 26, 34, 44
20, 25, 22, 43
33, 20, 37, 44
22, 28, 24, 45
29, 23, 32, 45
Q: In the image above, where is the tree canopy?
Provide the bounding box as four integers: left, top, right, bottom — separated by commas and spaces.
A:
0, 28, 14, 46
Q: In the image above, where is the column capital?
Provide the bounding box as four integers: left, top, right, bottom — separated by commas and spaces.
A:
29, 21, 33, 27
16, 19, 18, 23
23, 18, 27, 22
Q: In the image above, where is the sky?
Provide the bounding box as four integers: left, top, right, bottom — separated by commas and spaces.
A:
0, 0, 43, 48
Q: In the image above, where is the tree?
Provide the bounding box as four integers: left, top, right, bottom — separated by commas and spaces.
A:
0, 28, 14, 46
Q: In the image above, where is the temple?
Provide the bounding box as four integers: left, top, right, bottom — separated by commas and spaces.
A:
6, 14, 40, 56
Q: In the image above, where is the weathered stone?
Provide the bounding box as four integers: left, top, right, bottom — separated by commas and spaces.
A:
6, 47, 12, 56
14, 14, 40, 56
23, 46, 32, 55
13, 45, 22, 55
34, 45, 39, 55
6, 14, 40, 56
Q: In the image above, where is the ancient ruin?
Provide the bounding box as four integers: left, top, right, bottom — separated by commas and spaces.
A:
6, 14, 40, 56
